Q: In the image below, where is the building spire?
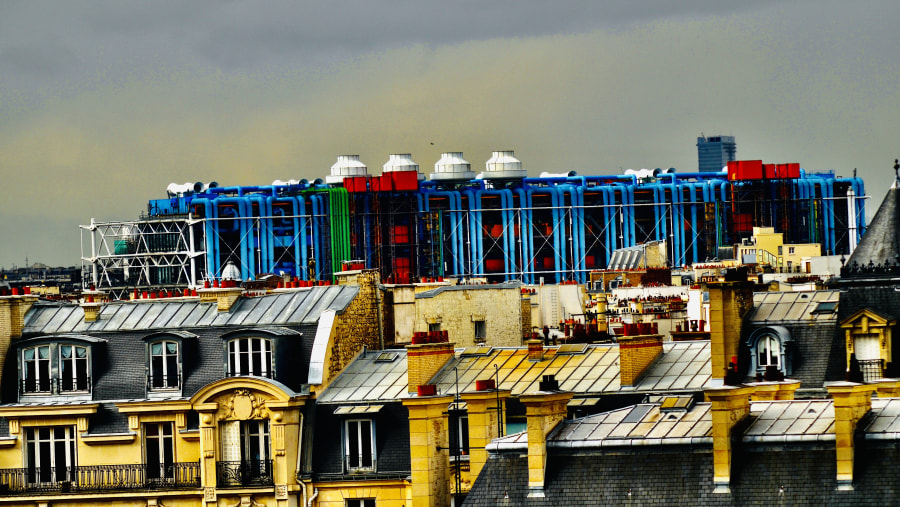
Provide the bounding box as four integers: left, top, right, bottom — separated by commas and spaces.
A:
894, 158, 899, 185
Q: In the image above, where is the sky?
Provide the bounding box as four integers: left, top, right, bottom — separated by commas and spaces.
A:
1, 0, 898, 269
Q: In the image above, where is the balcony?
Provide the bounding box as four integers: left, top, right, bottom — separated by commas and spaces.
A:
19, 376, 91, 396
0, 462, 200, 494
216, 460, 273, 488
147, 373, 182, 390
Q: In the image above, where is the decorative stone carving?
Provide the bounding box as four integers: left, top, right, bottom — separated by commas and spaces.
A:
220, 389, 267, 421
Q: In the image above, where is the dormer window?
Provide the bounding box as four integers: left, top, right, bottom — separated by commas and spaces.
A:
22, 346, 51, 394
746, 327, 793, 378
228, 338, 273, 378
59, 345, 89, 392
20, 340, 94, 397
149, 341, 180, 390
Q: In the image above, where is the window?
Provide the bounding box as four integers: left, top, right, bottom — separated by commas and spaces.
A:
145, 423, 175, 481
428, 323, 441, 333
757, 336, 780, 369
25, 426, 76, 485
449, 414, 469, 457
345, 419, 375, 472
149, 341, 180, 389
219, 420, 272, 486
474, 321, 486, 343
22, 346, 51, 394
346, 500, 376, 507
59, 345, 89, 392
778, 246, 783, 255
228, 338, 273, 378
20, 343, 92, 396
789, 247, 795, 255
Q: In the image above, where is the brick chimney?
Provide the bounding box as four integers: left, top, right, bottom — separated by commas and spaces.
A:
406, 336, 455, 393
527, 339, 544, 361
618, 333, 663, 387
827, 382, 876, 490
403, 393, 455, 507
460, 386, 511, 480
749, 379, 801, 401
704, 385, 754, 493
0, 293, 39, 393
198, 284, 244, 312
705, 281, 755, 384
519, 389, 573, 497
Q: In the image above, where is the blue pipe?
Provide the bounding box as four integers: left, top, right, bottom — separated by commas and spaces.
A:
190, 197, 218, 279
216, 197, 251, 280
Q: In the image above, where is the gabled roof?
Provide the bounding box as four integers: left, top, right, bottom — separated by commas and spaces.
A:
21, 286, 358, 336
840, 307, 897, 327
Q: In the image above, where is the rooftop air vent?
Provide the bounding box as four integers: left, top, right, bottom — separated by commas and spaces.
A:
429, 152, 475, 181
221, 261, 241, 281
483, 150, 526, 179
383, 153, 424, 181
325, 155, 368, 184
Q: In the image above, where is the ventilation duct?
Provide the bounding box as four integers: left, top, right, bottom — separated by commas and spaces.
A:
383, 153, 424, 181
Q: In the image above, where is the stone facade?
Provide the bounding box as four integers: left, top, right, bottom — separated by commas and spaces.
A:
327, 270, 382, 383
413, 284, 525, 348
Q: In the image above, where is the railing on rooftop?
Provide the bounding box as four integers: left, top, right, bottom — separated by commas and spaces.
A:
0, 462, 200, 494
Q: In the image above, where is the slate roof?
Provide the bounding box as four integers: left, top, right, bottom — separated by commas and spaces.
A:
316, 349, 409, 404
21, 286, 358, 335
845, 181, 900, 274
414, 280, 521, 299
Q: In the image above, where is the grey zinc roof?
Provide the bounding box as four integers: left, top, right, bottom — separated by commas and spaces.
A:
21, 286, 359, 335
316, 349, 409, 404
747, 290, 840, 323
414, 280, 521, 299
743, 399, 835, 442
432, 341, 710, 397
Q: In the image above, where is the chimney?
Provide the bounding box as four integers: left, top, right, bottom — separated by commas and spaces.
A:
198, 284, 244, 312
0, 293, 39, 393
527, 339, 544, 361
749, 379, 800, 401
873, 378, 900, 397
827, 382, 876, 490
705, 281, 755, 384
519, 388, 573, 497
403, 393, 455, 507
618, 332, 663, 386
460, 386, 511, 479
80, 288, 109, 322
704, 385, 754, 493
406, 335, 455, 393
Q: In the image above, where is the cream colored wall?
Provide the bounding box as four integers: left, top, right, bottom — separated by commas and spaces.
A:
415, 288, 524, 348
314, 482, 411, 507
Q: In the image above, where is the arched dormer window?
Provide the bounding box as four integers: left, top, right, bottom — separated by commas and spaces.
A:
746, 326, 794, 378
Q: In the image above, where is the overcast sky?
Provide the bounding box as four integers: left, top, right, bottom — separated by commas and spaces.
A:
1, 0, 898, 268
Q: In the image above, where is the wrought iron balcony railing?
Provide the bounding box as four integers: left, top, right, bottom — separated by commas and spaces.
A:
0, 462, 200, 494
147, 373, 182, 390
216, 460, 273, 488
19, 377, 91, 395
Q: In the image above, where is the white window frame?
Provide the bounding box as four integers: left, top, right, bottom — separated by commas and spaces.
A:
22, 345, 51, 394
58, 344, 90, 393
25, 426, 77, 485
344, 418, 376, 472
149, 340, 180, 390
144, 422, 175, 480
228, 338, 273, 378
757, 335, 781, 369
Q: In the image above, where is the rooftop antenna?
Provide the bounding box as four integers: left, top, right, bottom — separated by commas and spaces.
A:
894, 159, 899, 183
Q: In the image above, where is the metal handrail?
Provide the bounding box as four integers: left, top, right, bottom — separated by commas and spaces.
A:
147, 373, 182, 390
215, 460, 273, 487
0, 462, 200, 494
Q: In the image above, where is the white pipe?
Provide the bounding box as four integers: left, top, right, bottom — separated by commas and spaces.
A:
847, 187, 858, 255
307, 487, 319, 507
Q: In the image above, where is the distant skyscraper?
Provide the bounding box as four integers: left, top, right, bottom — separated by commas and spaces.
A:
697, 135, 736, 172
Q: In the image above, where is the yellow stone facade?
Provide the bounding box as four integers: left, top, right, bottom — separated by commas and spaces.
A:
705, 385, 754, 493
827, 382, 876, 489
519, 391, 573, 495
403, 394, 455, 507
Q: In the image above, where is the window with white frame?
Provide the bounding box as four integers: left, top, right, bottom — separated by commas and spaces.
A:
449, 414, 469, 458
22, 345, 51, 394
221, 420, 271, 464
757, 335, 781, 369
345, 419, 375, 472
227, 338, 273, 378
59, 345, 89, 392
21, 343, 92, 396
144, 422, 175, 480
149, 341, 180, 389
25, 426, 76, 485
346, 500, 376, 507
